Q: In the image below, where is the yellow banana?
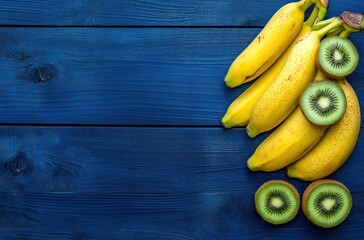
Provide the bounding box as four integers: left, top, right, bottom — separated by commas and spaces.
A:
286, 79, 361, 181
246, 17, 342, 138
247, 107, 328, 172
246, 70, 329, 172
224, 0, 316, 88
221, 7, 320, 128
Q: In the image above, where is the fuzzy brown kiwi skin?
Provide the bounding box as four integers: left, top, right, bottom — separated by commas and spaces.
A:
302, 179, 352, 228
316, 57, 347, 80
255, 180, 300, 224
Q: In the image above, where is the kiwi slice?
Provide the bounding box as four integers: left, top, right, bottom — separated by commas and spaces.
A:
302, 179, 352, 228
317, 36, 359, 79
255, 180, 300, 225
300, 80, 347, 125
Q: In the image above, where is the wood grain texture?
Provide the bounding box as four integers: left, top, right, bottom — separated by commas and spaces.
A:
0, 0, 364, 239
0, 27, 363, 125
1, 191, 363, 239
0, 127, 363, 239
0, 0, 362, 26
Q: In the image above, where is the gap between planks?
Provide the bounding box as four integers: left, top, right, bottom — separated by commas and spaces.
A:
0, 123, 229, 128
0, 124, 363, 129
0, 25, 264, 29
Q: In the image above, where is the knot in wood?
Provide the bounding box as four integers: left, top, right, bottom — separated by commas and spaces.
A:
30, 64, 57, 83
4, 154, 29, 176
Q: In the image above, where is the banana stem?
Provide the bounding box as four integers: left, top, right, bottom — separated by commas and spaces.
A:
333, 11, 364, 38
339, 30, 353, 38
340, 11, 364, 30
311, 17, 335, 31
299, 0, 315, 11
316, 18, 342, 39
312, 0, 329, 20
326, 27, 344, 37
305, 7, 319, 27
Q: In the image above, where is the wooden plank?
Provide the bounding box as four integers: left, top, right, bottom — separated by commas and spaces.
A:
0, 27, 363, 125
0, 0, 362, 26
1, 191, 363, 239
0, 126, 363, 239
0, 126, 256, 193
0, 126, 361, 194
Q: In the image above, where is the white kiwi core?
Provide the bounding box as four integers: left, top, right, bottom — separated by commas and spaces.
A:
317, 96, 331, 110
333, 49, 343, 62
321, 198, 336, 211
271, 197, 284, 208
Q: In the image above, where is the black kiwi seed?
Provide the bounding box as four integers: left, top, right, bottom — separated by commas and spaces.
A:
300, 80, 347, 126
255, 180, 300, 225
302, 179, 352, 228
317, 36, 359, 79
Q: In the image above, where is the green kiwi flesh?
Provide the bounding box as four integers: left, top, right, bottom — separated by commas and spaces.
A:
300, 80, 347, 126
255, 180, 300, 225
302, 179, 352, 228
317, 36, 359, 79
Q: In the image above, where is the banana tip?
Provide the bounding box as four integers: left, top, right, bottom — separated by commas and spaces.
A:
224, 80, 234, 88
224, 74, 239, 88
224, 75, 230, 84
247, 156, 259, 171
247, 160, 254, 171
246, 125, 258, 138
286, 168, 299, 179
221, 117, 232, 129
286, 168, 318, 181
247, 163, 259, 172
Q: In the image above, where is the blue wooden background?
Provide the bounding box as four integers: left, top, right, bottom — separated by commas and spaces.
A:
0, 0, 363, 239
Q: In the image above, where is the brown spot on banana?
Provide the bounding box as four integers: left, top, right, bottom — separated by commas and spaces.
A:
291, 22, 296, 30
257, 35, 265, 43
245, 57, 272, 81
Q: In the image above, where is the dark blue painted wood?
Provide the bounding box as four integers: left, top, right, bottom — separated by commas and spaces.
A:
0, 0, 363, 239
0, 0, 361, 26
0, 127, 363, 239
0, 27, 363, 125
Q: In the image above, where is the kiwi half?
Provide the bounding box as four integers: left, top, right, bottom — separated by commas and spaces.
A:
302, 179, 352, 228
255, 180, 300, 225
317, 36, 359, 79
300, 80, 347, 125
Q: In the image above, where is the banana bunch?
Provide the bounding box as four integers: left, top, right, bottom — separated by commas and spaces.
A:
225, 0, 326, 88
286, 78, 361, 180
222, 1, 363, 181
